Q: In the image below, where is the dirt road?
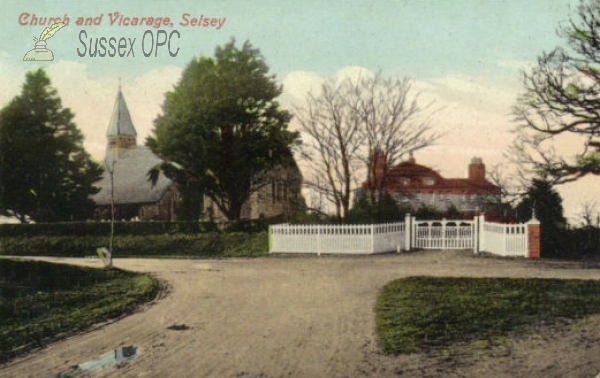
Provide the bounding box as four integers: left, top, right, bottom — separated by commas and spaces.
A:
1, 251, 600, 378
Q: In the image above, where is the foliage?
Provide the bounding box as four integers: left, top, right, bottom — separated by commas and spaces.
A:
513, 0, 600, 184
515, 179, 567, 257
376, 276, 600, 354
561, 225, 600, 258
0, 69, 103, 223
0, 259, 159, 361
413, 204, 444, 220
0, 232, 269, 258
294, 72, 436, 220
0, 221, 219, 238
347, 194, 408, 223
148, 39, 298, 221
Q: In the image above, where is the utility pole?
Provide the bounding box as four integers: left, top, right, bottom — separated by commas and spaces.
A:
98, 157, 116, 269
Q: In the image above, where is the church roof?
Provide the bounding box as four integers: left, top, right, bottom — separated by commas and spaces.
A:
106, 88, 137, 137
92, 147, 173, 206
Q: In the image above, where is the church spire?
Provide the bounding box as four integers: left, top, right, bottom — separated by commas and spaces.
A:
107, 85, 137, 149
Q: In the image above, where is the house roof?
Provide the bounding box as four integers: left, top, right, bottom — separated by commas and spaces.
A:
387, 161, 444, 182
365, 159, 501, 195
106, 88, 137, 137
92, 147, 173, 206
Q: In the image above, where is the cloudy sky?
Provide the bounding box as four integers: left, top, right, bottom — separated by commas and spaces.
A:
1, 0, 598, 222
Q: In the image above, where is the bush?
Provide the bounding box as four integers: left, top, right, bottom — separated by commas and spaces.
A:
0, 221, 222, 238
0, 217, 288, 238
347, 194, 408, 224
0, 232, 269, 258
551, 226, 600, 259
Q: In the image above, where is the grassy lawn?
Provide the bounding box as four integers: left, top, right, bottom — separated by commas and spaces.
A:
0, 258, 159, 362
376, 276, 600, 354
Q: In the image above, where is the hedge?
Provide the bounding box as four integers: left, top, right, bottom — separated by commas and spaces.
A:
0, 216, 287, 238
0, 232, 269, 258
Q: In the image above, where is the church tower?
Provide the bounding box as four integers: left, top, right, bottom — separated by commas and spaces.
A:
106, 86, 137, 150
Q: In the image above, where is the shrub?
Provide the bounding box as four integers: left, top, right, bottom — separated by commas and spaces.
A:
0, 232, 269, 258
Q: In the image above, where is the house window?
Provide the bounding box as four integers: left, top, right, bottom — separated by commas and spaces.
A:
424, 177, 435, 186
401, 177, 410, 186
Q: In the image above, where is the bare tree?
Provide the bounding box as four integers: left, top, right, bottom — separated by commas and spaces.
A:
577, 200, 599, 227
294, 73, 437, 220
349, 74, 438, 201
295, 79, 363, 219
513, 0, 600, 184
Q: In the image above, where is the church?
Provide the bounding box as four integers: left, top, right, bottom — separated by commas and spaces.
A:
92, 87, 306, 222
92, 87, 179, 221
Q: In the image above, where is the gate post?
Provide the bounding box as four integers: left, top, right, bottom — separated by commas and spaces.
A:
410, 216, 417, 248
527, 215, 541, 259
404, 213, 411, 251
473, 216, 479, 254
478, 213, 486, 254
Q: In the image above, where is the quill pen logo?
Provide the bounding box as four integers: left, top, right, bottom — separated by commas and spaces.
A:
23, 22, 66, 61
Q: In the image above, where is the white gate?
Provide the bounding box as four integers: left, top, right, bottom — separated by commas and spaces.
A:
412, 219, 475, 250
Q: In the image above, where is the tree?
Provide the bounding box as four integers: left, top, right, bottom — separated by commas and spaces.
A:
147, 40, 298, 221
294, 73, 436, 220
576, 200, 599, 227
515, 179, 567, 256
513, 0, 600, 184
0, 69, 103, 223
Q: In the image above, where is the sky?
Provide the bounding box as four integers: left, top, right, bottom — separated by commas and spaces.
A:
1, 0, 598, 222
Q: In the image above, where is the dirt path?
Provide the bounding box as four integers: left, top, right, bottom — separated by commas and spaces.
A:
1, 251, 600, 378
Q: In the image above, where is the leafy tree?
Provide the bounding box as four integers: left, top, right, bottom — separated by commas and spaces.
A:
516, 179, 567, 257
513, 0, 600, 184
147, 40, 298, 221
0, 69, 103, 223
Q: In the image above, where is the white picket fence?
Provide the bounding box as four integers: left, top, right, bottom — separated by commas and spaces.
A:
269, 222, 405, 255
478, 218, 529, 257
269, 214, 536, 257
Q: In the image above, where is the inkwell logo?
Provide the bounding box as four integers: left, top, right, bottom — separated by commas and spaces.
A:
23, 22, 66, 61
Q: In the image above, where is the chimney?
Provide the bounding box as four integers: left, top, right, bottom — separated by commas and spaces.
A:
468, 157, 486, 181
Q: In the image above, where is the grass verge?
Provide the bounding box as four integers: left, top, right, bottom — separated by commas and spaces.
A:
0, 258, 160, 362
376, 276, 600, 354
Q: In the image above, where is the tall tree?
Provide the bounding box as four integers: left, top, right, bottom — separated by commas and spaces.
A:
0, 69, 103, 222
513, 0, 600, 184
294, 73, 436, 220
515, 179, 567, 256
147, 40, 298, 221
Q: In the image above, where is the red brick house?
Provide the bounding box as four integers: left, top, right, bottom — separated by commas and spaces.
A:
362, 154, 501, 214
